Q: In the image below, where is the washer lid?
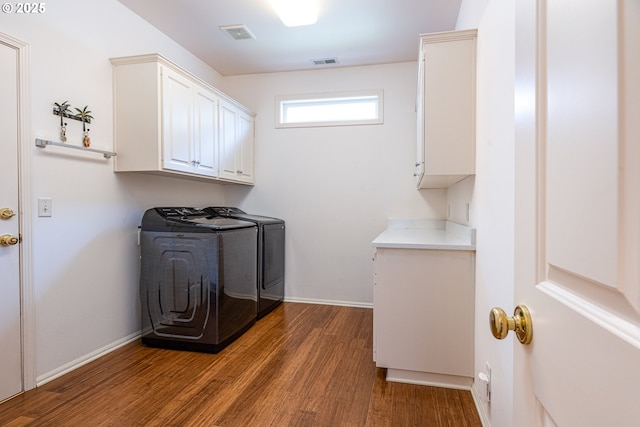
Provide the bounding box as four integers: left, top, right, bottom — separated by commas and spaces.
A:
143, 207, 257, 231
229, 213, 284, 225
205, 207, 284, 225
185, 216, 256, 230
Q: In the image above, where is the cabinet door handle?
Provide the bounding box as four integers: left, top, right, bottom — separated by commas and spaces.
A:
236, 170, 243, 174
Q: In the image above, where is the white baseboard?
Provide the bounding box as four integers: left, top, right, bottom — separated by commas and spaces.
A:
385, 368, 473, 390
36, 331, 141, 387
471, 381, 492, 427
284, 296, 373, 309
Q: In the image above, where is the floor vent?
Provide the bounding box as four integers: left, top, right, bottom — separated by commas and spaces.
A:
220, 25, 256, 40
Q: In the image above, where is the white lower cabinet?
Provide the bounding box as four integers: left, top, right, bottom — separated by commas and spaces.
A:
110, 54, 254, 184
373, 247, 475, 387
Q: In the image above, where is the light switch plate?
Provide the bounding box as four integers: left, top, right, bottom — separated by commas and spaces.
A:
38, 197, 52, 217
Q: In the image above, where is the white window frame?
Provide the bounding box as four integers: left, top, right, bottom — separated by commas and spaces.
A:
275, 90, 384, 128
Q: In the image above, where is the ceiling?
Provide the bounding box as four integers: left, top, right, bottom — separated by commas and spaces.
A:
117, 0, 462, 76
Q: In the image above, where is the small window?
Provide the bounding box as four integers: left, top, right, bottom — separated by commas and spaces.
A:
275, 90, 383, 128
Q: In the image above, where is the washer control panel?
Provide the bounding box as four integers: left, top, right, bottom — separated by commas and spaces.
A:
155, 207, 206, 218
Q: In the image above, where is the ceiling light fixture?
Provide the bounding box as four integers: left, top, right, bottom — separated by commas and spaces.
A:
268, 0, 318, 27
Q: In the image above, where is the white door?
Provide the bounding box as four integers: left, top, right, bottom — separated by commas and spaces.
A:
218, 99, 239, 181
237, 111, 254, 183
0, 39, 23, 402
218, 100, 255, 183
162, 67, 194, 173
193, 87, 218, 177
513, 0, 640, 426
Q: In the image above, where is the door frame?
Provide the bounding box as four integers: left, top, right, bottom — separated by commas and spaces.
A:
1, 31, 36, 393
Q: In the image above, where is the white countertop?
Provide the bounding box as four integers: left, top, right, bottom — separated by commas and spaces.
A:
371, 219, 476, 250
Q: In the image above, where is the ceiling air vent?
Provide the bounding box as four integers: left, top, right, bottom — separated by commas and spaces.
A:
220, 25, 256, 40
312, 58, 339, 65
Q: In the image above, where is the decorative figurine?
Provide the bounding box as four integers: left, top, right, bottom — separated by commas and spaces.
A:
74, 105, 93, 147
53, 100, 71, 142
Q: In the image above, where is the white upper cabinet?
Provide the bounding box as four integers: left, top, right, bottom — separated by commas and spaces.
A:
193, 86, 219, 177
218, 98, 255, 184
161, 67, 199, 174
415, 30, 477, 189
110, 54, 254, 184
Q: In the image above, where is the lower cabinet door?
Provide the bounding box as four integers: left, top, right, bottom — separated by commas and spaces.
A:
374, 248, 475, 377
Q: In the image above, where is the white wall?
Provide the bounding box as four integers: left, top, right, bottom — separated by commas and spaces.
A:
1, 0, 230, 382
448, 176, 475, 226
2, 0, 503, 396
456, 1, 516, 427
2, 0, 449, 382
223, 64, 447, 305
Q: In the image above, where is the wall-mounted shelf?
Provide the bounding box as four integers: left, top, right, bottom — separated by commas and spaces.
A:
35, 138, 116, 159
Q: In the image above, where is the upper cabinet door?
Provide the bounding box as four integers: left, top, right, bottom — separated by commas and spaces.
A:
237, 110, 255, 183
218, 99, 239, 181
416, 30, 477, 189
193, 87, 219, 177
218, 98, 255, 184
161, 67, 194, 174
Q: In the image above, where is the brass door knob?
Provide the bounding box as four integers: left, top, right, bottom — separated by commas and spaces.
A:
0, 234, 19, 247
0, 208, 15, 220
490, 305, 533, 345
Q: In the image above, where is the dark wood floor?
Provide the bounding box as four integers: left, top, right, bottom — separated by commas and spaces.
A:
0, 303, 481, 427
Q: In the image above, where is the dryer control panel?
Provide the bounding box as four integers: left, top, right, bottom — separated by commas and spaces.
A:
155, 207, 206, 218
207, 207, 246, 216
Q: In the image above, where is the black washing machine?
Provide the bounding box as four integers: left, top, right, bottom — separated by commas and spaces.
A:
139, 207, 258, 353
206, 207, 285, 319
